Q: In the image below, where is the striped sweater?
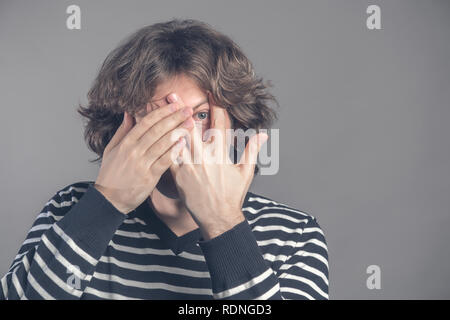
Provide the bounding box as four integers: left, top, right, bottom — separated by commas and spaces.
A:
0, 181, 329, 300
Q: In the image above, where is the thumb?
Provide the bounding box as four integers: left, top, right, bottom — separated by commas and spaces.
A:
239, 132, 268, 174
104, 111, 134, 154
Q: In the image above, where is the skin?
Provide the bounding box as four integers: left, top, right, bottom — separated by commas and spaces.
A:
94, 87, 195, 219
170, 102, 269, 240
102, 73, 268, 240
135, 74, 221, 236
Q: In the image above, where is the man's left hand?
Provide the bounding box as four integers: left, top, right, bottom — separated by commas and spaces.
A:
170, 99, 268, 240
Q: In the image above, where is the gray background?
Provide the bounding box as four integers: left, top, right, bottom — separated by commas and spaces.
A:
1, 0, 449, 299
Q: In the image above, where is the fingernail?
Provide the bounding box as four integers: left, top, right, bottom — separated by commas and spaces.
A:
168, 93, 178, 102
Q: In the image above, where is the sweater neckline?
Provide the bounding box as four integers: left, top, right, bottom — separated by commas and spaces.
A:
130, 192, 253, 255
132, 198, 202, 255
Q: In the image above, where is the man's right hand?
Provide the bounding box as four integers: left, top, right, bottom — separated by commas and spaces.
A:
94, 93, 194, 214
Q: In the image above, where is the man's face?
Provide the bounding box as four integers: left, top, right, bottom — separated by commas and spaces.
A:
134, 73, 232, 138
134, 73, 232, 198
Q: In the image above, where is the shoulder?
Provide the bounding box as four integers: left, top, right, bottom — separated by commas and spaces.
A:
243, 191, 318, 225
22, 181, 95, 250
51, 180, 94, 203
243, 191, 329, 273
242, 191, 326, 240
40, 180, 95, 220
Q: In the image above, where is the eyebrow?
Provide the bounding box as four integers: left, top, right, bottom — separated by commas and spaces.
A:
152, 99, 209, 111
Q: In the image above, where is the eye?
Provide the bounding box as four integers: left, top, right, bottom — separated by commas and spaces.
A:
195, 111, 209, 121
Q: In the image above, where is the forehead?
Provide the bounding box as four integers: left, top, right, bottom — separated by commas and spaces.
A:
152, 74, 207, 106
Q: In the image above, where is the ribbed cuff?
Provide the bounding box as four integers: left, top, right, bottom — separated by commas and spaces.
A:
57, 184, 127, 259
198, 219, 269, 292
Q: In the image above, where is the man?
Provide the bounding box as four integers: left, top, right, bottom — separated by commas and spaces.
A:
0, 19, 328, 300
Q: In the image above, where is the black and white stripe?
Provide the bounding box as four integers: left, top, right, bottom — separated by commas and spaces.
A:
1, 181, 328, 300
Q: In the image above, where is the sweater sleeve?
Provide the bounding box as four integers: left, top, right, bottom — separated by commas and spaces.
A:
197, 216, 329, 300
0, 183, 126, 300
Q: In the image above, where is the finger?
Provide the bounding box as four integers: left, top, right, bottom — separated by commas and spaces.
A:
210, 103, 227, 148
210, 102, 232, 164
169, 139, 185, 174
169, 138, 192, 173
239, 133, 268, 174
143, 118, 194, 168
149, 136, 186, 177
169, 136, 188, 173
179, 136, 193, 166
189, 120, 205, 164
104, 111, 134, 154
136, 106, 194, 156
125, 93, 185, 142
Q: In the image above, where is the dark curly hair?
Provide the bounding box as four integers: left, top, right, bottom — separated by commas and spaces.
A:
77, 19, 279, 171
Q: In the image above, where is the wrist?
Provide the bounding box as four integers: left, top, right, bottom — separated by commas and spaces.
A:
200, 210, 245, 241
93, 183, 131, 215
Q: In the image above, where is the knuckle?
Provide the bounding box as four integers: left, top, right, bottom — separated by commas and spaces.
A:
177, 107, 188, 119
141, 115, 153, 127
168, 108, 184, 123
145, 150, 157, 167
119, 136, 131, 148
149, 162, 162, 176
137, 158, 148, 173
148, 103, 173, 121
167, 102, 178, 112
160, 152, 173, 167
151, 121, 169, 138
145, 126, 158, 142
128, 146, 140, 160
146, 109, 162, 124
116, 141, 128, 154
160, 153, 172, 167
174, 172, 184, 185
